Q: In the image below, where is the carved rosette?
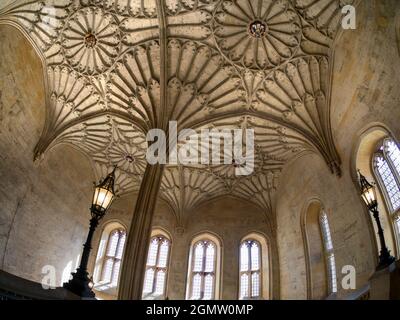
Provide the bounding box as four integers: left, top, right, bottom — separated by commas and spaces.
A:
212, 0, 301, 70
61, 7, 121, 75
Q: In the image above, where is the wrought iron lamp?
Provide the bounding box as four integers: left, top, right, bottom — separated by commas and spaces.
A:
358, 170, 395, 269
63, 166, 117, 298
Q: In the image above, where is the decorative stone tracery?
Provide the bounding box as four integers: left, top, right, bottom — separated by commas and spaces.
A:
61, 7, 122, 75
212, 0, 301, 70
0, 0, 357, 299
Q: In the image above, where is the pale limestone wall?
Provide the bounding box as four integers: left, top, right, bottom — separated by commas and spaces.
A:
276, 154, 375, 299
333, 0, 400, 276
332, 0, 400, 256
277, 0, 400, 299
151, 196, 279, 300
0, 1, 17, 10
331, 0, 400, 141
0, 25, 94, 285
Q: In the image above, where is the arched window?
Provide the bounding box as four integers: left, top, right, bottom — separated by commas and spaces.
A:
190, 240, 216, 300
356, 130, 399, 261
186, 234, 221, 300
302, 201, 337, 299
238, 233, 270, 300
93, 223, 126, 295
101, 229, 126, 285
319, 211, 337, 294
373, 138, 400, 251
142, 234, 171, 299
373, 138, 400, 213
239, 240, 261, 299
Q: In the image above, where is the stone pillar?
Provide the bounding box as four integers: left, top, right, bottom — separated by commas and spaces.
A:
118, 164, 164, 299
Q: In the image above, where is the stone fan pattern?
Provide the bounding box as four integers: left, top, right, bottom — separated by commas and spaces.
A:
61, 6, 122, 75
43, 113, 148, 192
294, 0, 356, 38
212, 0, 302, 70
0, 0, 349, 224
160, 166, 279, 230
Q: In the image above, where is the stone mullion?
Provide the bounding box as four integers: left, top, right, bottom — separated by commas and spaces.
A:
248, 244, 252, 298
200, 242, 207, 300
188, 244, 196, 299
108, 233, 120, 284
152, 239, 162, 294
102, 233, 117, 282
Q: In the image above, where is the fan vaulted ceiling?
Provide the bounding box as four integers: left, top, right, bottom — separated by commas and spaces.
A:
0, 0, 356, 226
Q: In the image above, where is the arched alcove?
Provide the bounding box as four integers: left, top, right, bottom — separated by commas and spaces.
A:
353, 125, 399, 260
301, 199, 328, 299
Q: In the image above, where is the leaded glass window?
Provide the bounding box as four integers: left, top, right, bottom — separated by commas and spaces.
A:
142, 235, 170, 298
387, 140, 400, 176
189, 240, 216, 300
320, 212, 337, 294
100, 229, 126, 286
373, 138, 400, 212
239, 240, 261, 299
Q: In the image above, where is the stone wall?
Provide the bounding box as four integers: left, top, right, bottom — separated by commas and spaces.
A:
276, 0, 400, 299
0, 25, 93, 285
276, 153, 375, 299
